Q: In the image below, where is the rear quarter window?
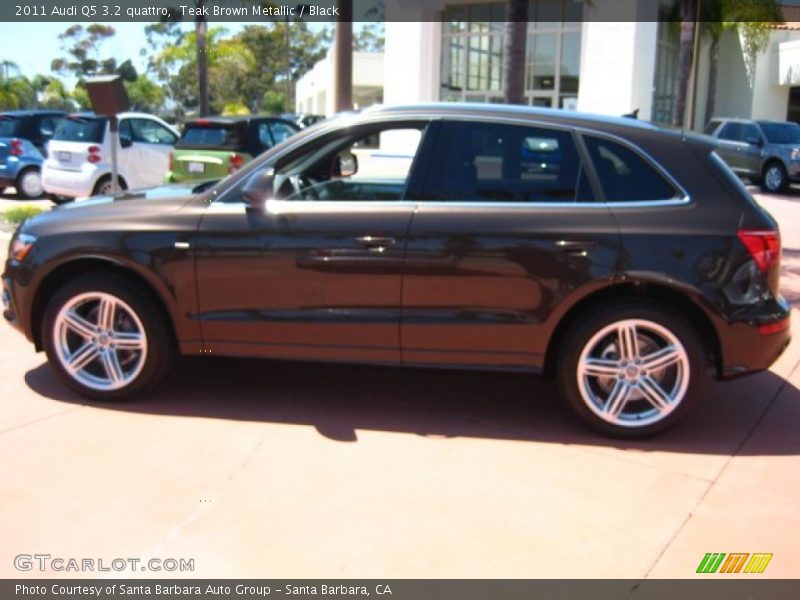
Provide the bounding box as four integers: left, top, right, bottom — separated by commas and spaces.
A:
178, 125, 243, 150
0, 116, 21, 137
583, 136, 679, 202
53, 117, 106, 143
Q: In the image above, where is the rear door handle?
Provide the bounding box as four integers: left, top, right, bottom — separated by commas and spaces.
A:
356, 235, 396, 249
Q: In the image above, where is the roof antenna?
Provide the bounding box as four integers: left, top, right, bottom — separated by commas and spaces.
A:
623, 108, 640, 119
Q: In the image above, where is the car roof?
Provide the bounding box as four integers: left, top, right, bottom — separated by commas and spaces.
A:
0, 109, 67, 117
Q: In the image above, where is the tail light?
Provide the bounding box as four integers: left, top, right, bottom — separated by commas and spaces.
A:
228, 153, 244, 174
168, 151, 173, 172
737, 230, 780, 273
9, 139, 23, 157
87, 145, 101, 164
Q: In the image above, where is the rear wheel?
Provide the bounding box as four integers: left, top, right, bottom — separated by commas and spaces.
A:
762, 162, 788, 194
92, 175, 126, 196
15, 168, 44, 199
557, 303, 707, 437
42, 273, 174, 400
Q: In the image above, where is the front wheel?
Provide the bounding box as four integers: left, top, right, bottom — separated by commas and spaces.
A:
42, 273, 174, 400
557, 303, 707, 437
762, 162, 788, 194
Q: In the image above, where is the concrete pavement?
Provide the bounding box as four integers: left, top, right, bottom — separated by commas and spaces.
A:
0, 190, 798, 579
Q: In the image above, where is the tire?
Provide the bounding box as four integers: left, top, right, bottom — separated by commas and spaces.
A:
556, 302, 708, 438
92, 175, 126, 196
761, 162, 788, 194
42, 272, 174, 400
50, 194, 74, 205
15, 167, 44, 199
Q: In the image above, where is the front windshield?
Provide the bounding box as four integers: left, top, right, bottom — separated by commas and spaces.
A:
759, 122, 800, 144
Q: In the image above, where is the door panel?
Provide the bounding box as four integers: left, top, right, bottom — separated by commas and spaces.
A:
401, 119, 621, 370
195, 201, 414, 363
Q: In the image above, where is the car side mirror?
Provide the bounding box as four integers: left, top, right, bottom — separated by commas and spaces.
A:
332, 151, 358, 178
241, 167, 275, 211
120, 136, 133, 149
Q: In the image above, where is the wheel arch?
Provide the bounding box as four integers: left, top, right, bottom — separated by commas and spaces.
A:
543, 279, 723, 379
30, 256, 176, 352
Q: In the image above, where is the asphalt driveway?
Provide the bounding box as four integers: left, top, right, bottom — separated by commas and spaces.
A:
0, 189, 798, 579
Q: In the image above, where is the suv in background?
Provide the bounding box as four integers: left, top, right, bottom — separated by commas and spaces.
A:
42, 112, 178, 201
165, 116, 300, 183
0, 110, 65, 198
705, 118, 800, 193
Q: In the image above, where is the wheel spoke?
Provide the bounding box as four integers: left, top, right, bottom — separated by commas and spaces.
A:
582, 358, 622, 378
63, 311, 96, 339
113, 331, 144, 351
98, 297, 116, 331
617, 323, 640, 361
641, 345, 681, 371
66, 343, 100, 374
603, 380, 631, 417
101, 350, 124, 384
639, 375, 671, 411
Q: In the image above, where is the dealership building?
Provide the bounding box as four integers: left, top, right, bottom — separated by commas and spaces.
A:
296, 0, 800, 129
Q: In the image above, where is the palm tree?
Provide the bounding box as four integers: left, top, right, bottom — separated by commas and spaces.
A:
503, 1, 529, 105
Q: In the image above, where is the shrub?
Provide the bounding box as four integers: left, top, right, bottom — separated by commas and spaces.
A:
3, 205, 44, 225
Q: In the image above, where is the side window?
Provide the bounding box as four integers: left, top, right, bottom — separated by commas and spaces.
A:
274, 125, 425, 202
269, 122, 295, 145
119, 119, 133, 145
741, 124, 762, 144
719, 122, 743, 142
422, 121, 587, 203
131, 119, 177, 145
257, 123, 274, 149
38, 116, 59, 139
583, 136, 679, 202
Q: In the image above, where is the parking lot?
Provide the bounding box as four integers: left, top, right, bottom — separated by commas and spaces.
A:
0, 188, 798, 579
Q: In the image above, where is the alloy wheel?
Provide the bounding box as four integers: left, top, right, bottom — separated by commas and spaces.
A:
52, 292, 148, 391
19, 170, 43, 198
765, 165, 785, 192
576, 319, 690, 428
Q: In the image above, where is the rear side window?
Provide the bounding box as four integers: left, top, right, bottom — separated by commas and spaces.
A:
130, 118, 176, 145
583, 136, 679, 202
718, 122, 743, 142
178, 124, 243, 150
422, 121, 589, 203
704, 120, 721, 135
53, 117, 106, 143
0, 116, 21, 137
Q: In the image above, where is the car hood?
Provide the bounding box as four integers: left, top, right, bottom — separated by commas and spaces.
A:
20, 180, 218, 236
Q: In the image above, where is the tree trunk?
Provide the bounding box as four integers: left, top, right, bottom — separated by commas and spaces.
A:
674, 0, 698, 127
704, 34, 720, 127
195, 0, 209, 116
503, 1, 529, 105
334, 0, 353, 113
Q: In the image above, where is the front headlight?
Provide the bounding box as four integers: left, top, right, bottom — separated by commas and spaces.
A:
9, 233, 37, 262
791, 148, 800, 161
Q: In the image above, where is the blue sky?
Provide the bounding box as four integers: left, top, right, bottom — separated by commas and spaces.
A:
0, 21, 330, 84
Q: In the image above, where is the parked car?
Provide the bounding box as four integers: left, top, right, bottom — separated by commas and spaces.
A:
42, 112, 178, 201
3, 103, 790, 437
0, 110, 65, 198
165, 116, 300, 183
705, 117, 800, 193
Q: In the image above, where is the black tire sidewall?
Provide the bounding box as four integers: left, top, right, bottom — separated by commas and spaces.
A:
556, 302, 708, 438
42, 273, 173, 400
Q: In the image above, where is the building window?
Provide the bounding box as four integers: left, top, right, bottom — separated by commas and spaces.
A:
441, 0, 583, 107
652, 16, 679, 125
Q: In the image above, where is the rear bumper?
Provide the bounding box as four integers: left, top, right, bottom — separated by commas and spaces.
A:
717, 300, 791, 378
41, 161, 99, 198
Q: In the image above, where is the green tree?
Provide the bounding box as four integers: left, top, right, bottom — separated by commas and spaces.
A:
51, 24, 117, 79
354, 22, 384, 52
124, 75, 166, 113
0, 75, 35, 110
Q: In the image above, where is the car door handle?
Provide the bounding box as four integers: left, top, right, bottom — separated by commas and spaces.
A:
355, 235, 396, 249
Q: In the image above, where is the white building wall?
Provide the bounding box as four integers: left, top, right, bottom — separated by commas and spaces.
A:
295, 51, 385, 115
751, 31, 792, 120
383, 21, 440, 105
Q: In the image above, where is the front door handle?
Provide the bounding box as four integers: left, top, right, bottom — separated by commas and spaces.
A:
355, 235, 396, 249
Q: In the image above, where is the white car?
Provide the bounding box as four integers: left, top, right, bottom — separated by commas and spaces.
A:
42, 112, 178, 200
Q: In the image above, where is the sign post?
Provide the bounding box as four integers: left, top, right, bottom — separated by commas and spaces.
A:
84, 76, 130, 195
